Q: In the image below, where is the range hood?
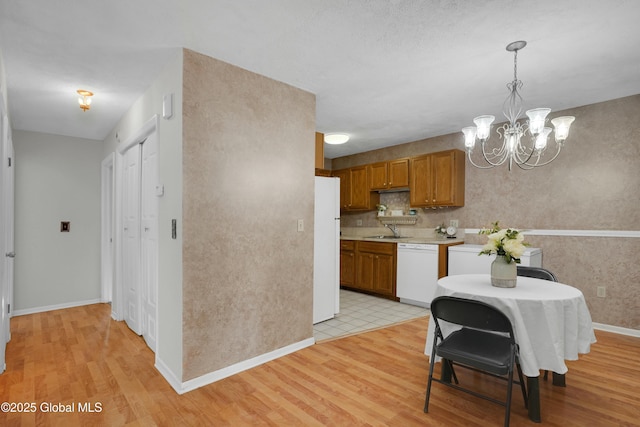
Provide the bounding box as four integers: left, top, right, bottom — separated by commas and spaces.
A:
376, 187, 410, 194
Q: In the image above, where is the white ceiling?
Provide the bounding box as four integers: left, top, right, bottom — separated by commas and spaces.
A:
1, 1, 639, 159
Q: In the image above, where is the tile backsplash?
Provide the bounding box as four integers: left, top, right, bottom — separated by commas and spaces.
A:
341, 190, 462, 232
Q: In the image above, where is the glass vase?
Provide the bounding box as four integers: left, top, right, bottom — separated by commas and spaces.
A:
491, 255, 517, 288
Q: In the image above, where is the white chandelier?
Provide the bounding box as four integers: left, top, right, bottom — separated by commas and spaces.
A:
462, 41, 575, 170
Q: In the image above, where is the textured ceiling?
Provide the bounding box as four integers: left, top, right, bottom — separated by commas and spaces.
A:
1, 0, 639, 158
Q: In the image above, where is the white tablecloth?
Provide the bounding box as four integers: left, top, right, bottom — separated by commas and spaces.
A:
425, 274, 597, 377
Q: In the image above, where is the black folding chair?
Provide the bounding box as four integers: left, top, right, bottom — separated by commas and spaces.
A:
517, 266, 558, 282
424, 296, 528, 427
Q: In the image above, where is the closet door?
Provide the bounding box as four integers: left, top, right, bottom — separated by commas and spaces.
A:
140, 134, 158, 351
121, 144, 142, 335
117, 116, 159, 352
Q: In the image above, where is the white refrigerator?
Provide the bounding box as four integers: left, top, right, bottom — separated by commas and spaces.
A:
313, 176, 340, 324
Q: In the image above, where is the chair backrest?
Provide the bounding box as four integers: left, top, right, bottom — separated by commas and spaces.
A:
430, 296, 514, 336
516, 266, 558, 282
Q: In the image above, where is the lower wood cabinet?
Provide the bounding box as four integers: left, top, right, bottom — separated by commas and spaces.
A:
340, 240, 356, 287
340, 240, 397, 299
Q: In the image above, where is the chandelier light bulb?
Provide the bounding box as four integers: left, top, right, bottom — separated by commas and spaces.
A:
506, 132, 518, 154
535, 127, 552, 150
461, 127, 477, 149
526, 108, 551, 135
551, 116, 575, 143
473, 115, 495, 141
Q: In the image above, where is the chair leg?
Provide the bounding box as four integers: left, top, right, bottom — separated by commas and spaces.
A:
516, 363, 528, 409
424, 350, 438, 412
504, 366, 515, 427
443, 359, 459, 384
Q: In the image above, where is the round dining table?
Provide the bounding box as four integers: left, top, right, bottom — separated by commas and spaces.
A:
424, 274, 597, 422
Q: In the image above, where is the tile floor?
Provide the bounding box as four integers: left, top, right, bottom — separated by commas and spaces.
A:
313, 289, 429, 342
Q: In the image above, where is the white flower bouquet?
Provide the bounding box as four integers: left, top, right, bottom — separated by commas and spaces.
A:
478, 221, 528, 263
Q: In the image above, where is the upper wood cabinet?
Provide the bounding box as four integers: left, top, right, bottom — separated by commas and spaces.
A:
315, 132, 325, 170
333, 166, 380, 211
369, 158, 410, 191
410, 149, 465, 208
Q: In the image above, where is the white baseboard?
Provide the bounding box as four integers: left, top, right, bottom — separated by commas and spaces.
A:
12, 298, 103, 317
162, 337, 315, 395
398, 298, 430, 309
155, 356, 183, 393
592, 322, 640, 338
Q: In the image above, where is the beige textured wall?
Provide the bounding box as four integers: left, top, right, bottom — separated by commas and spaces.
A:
182, 49, 316, 380
335, 95, 640, 330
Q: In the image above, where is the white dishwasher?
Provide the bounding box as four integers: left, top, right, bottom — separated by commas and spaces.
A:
396, 243, 439, 308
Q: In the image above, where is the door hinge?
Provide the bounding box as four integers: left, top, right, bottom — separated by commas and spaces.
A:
8, 157, 11, 167
7, 303, 10, 314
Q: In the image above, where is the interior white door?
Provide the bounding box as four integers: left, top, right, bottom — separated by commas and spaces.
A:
140, 133, 158, 352
101, 154, 114, 303
122, 144, 142, 335
4, 131, 14, 343
1, 111, 14, 373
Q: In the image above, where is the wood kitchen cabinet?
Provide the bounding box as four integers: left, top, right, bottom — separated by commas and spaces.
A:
340, 240, 397, 299
369, 158, 410, 191
340, 240, 356, 287
333, 166, 379, 211
315, 132, 334, 176
315, 132, 324, 169
410, 149, 465, 208
438, 241, 464, 278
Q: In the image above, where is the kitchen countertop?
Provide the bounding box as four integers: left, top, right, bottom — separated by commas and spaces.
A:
341, 235, 464, 245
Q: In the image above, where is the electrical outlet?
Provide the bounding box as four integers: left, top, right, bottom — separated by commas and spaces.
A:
356, 219, 363, 226
450, 219, 459, 228
297, 219, 304, 232
596, 286, 606, 298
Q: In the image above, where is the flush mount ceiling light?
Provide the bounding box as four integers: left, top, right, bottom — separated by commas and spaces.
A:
462, 41, 575, 171
77, 89, 94, 112
324, 133, 350, 145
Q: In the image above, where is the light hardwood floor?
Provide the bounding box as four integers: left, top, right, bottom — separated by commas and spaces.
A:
1, 303, 638, 426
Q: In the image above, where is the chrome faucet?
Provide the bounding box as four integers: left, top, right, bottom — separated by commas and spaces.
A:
385, 223, 400, 238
